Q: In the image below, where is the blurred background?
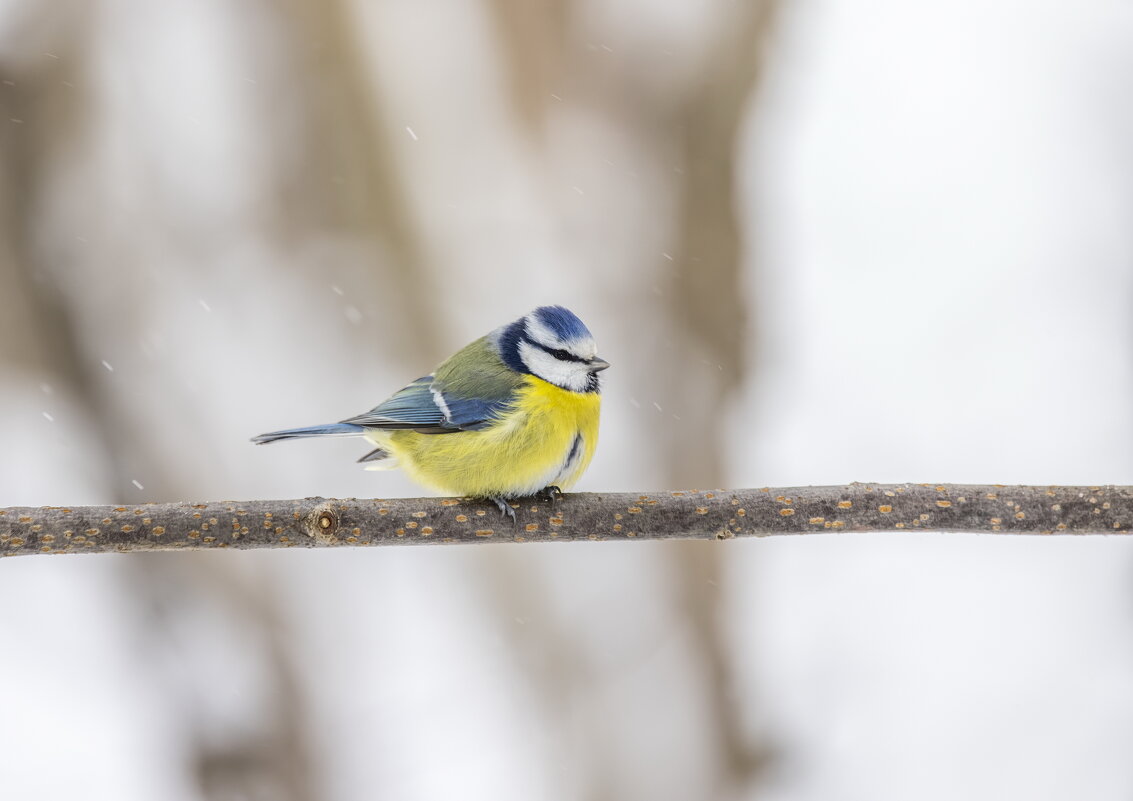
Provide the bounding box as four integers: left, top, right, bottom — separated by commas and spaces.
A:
3, 0, 1133, 799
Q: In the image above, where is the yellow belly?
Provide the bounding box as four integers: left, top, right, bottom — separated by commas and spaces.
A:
367, 376, 601, 498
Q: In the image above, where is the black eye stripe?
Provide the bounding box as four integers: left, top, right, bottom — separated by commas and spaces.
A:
527, 337, 584, 362
523, 336, 586, 363
548, 347, 583, 362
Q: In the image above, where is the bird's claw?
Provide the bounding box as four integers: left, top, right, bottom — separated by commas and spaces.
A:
489, 489, 557, 524
491, 497, 517, 522
536, 485, 562, 504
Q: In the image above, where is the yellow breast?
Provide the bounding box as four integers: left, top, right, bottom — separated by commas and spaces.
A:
373, 377, 601, 498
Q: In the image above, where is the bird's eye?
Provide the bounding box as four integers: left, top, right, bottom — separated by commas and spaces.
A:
549, 348, 575, 361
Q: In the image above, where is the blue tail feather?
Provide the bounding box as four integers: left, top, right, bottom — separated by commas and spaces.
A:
251, 423, 364, 444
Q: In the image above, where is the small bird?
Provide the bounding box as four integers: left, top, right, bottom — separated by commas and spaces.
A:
252, 305, 609, 518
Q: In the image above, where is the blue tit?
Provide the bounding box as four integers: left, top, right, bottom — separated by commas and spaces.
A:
252, 305, 609, 518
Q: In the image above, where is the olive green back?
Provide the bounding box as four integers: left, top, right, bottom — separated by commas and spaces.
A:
434, 336, 525, 400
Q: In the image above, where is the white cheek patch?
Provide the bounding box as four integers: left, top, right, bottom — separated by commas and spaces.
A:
518, 340, 591, 392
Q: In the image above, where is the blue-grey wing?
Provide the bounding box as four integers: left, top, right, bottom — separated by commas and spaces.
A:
342, 376, 444, 430
340, 374, 514, 434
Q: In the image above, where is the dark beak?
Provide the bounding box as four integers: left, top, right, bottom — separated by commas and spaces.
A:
588, 357, 610, 372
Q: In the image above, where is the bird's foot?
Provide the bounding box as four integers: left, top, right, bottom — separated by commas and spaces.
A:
536, 485, 562, 504
490, 497, 517, 522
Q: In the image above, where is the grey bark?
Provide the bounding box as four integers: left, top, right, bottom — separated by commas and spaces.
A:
3, 484, 1131, 557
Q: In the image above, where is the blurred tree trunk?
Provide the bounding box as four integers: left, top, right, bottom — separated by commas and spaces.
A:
0, 14, 122, 481
487, 0, 569, 137
663, 7, 773, 489
269, 0, 443, 363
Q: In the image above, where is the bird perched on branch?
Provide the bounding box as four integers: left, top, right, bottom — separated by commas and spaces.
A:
252, 305, 609, 519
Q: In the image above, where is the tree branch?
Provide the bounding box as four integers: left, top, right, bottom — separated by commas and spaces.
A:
3, 484, 1131, 557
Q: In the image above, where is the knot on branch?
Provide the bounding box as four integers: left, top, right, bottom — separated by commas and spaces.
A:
308, 504, 339, 543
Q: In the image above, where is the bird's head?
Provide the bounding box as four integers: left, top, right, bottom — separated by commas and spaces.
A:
493, 305, 609, 393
